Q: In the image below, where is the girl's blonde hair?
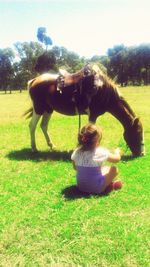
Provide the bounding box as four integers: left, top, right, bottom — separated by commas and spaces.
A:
78, 123, 102, 151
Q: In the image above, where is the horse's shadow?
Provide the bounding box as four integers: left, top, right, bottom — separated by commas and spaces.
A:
6, 148, 73, 162
121, 155, 138, 161
6, 149, 137, 163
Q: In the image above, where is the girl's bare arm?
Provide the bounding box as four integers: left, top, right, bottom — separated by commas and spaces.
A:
107, 148, 121, 163
72, 160, 77, 170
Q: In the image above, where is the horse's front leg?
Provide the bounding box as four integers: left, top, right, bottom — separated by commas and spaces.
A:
40, 112, 55, 150
29, 109, 41, 152
88, 111, 97, 124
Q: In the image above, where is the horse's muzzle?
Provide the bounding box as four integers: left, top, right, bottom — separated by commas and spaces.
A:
132, 145, 145, 157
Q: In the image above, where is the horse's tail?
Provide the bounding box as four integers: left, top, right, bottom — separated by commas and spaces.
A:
22, 78, 36, 119
22, 107, 33, 119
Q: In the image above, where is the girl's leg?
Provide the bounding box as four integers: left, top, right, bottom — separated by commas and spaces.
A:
101, 166, 118, 192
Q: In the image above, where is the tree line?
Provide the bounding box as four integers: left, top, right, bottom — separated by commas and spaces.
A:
0, 42, 150, 92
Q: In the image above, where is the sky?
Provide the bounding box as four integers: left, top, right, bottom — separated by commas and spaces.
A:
0, 0, 150, 58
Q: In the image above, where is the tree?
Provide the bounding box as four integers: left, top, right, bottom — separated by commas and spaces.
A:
35, 45, 85, 74
107, 45, 127, 85
35, 50, 56, 73
14, 41, 44, 88
90, 55, 108, 74
37, 27, 53, 50
137, 44, 150, 85
107, 43, 150, 85
0, 48, 15, 92
52, 46, 85, 72
107, 44, 125, 57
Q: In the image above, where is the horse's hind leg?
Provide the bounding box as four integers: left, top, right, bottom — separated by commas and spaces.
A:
29, 109, 41, 152
40, 112, 55, 150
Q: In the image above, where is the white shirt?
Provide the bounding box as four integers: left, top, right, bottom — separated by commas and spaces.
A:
71, 146, 109, 167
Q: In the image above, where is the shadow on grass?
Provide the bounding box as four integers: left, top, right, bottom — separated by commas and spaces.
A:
7, 148, 138, 163
62, 185, 109, 200
6, 148, 73, 162
121, 155, 138, 161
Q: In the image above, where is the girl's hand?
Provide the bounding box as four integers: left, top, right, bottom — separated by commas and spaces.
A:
115, 148, 124, 157
115, 148, 121, 154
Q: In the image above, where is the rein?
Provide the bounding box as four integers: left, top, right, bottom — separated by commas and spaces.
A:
78, 113, 81, 133
77, 64, 94, 133
57, 64, 96, 134
78, 80, 83, 133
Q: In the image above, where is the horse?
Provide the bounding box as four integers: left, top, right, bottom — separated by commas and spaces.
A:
25, 64, 145, 157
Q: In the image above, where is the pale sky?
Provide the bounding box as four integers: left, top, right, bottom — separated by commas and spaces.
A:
0, 0, 150, 58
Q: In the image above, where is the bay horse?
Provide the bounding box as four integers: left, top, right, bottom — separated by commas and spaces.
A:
25, 64, 145, 156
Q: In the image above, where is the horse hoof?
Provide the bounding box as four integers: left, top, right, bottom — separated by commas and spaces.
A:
51, 145, 56, 150
32, 148, 38, 153
49, 143, 56, 150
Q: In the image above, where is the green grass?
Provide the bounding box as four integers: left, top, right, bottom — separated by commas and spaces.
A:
0, 87, 150, 267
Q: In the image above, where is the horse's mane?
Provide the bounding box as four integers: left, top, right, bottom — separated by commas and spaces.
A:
102, 72, 118, 91
119, 96, 136, 117
93, 65, 135, 117
92, 64, 120, 102
91, 63, 118, 91
103, 72, 135, 116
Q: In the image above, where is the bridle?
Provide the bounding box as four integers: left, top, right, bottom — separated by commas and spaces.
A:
124, 126, 145, 156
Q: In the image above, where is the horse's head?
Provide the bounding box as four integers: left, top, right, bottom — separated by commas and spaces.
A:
124, 118, 145, 156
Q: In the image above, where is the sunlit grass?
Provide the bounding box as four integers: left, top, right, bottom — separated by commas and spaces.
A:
0, 87, 150, 266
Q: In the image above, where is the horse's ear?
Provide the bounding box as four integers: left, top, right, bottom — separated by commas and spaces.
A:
95, 76, 104, 88
133, 117, 140, 124
59, 69, 69, 76
132, 117, 140, 127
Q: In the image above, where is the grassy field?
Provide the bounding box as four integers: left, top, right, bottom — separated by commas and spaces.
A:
0, 86, 150, 267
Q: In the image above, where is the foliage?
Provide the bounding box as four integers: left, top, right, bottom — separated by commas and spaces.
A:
107, 44, 150, 86
90, 55, 108, 74
0, 86, 149, 266
37, 27, 53, 50
0, 48, 15, 91
54, 46, 85, 72
35, 50, 56, 73
14, 41, 44, 83
35, 46, 85, 74
0, 41, 150, 92
0, 42, 45, 91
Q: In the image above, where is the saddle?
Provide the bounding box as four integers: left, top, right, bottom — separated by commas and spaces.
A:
57, 64, 93, 89
57, 64, 103, 112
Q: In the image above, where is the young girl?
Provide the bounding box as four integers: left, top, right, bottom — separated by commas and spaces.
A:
71, 123, 122, 194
